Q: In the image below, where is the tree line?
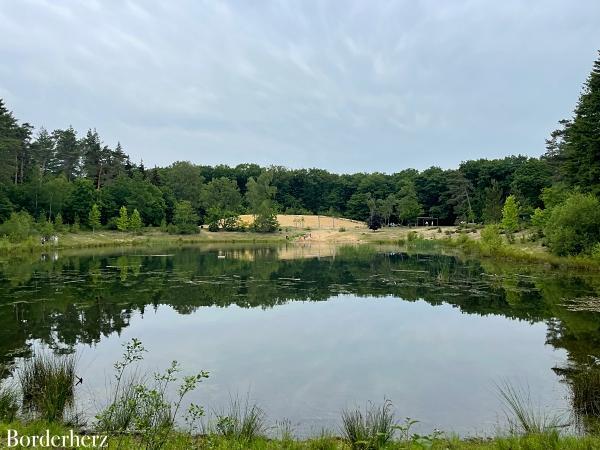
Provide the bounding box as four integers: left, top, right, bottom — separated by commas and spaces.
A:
1, 52, 599, 255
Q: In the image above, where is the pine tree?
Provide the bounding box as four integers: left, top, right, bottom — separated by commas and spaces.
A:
116, 206, 129, 231
547, 51, 600, 195
88, 204, 101, 232
52, 126, 80, 181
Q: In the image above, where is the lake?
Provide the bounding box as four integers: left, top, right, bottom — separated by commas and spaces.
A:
1, 244, 599, 436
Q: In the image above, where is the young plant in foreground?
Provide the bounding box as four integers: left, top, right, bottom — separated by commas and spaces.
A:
96, 338, 208, 450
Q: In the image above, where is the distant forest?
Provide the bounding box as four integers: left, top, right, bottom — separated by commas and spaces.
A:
0, 52, 599, 232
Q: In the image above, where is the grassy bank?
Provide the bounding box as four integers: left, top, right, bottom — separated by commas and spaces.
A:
0, 229, 290, 256
2, 422, 600, 449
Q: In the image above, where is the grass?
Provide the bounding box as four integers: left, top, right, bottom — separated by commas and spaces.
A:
341, 400, 395, 449
496, 382, 564, 435
0, 385, 18, 423
0, 229, 289, 256
5, 345, 600, 449
18, 352, 76, 423
209, 394, 268, 442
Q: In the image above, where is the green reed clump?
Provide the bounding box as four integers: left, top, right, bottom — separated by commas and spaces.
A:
341, 400, 395, 449
497, 382, 564, 435
212, 395, 267, 442
18, 352, 76, 422
0, 385, 19, 422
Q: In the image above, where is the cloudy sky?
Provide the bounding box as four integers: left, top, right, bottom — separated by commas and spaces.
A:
1, 1, 599, 173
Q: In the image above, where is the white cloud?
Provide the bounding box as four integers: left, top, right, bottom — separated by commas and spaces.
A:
1, 0, 599, 172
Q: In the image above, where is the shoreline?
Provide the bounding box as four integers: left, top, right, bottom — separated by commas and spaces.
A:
1, 227, 598, 271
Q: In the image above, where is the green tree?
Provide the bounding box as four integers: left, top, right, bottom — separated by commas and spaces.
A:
482, 179, 503, 224
246, 171, 279, 232
546, 52, 600, 195
396, 183, 422, 225
54, 212, 64, 232
501, 195, 520, 238
172, 200, 199, 234
0, 211, 34, 242
52, 127, 80, 181
200, 177, 242, 231
116, 206, 129, 231
129, 208, 143, 233
544, 193, 600, 256
88, 203, 101, 232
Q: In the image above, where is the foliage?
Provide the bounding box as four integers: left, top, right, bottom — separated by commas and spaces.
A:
88, 203, 101, 232
544, 192, 600, 256
116, 205, 129, 231
480, 224, 503, 251
96, 338, 209, 450
501, 195, 520, 236
0, 211, 35, 242
246, 171, 279, 233
397, 183, 423, 225
129, 208, 143, 233
546, 51, 600, 195
172, 200, 199, 234
367, 212, 383, 230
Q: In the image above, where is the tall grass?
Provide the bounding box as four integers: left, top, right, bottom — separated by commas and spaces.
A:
497, 381, 564, 435
211, 394, 267, 442
0, 385, 19, 422
341, 400, 395, 449
18, 353, 76, 422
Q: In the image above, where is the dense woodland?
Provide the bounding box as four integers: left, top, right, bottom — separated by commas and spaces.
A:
1, 53, 599, 256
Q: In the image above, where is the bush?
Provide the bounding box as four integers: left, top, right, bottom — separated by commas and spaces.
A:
250, 212, 278, 233
480, 224, 503, 251
367, 213, 382, 231
0, 211, 35, 242
544, 193, 600, 256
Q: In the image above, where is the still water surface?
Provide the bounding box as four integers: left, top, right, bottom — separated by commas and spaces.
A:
1, 244, 599, 435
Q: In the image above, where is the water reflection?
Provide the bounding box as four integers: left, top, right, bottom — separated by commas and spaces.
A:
0, 244, 599, 434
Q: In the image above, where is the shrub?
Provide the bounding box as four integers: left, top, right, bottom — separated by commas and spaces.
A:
0, 211, 35, 242
481, 224, 503, 251
544, 193, 600, 256
250, 212, 278, 233
54, 213, 64, 232
367, 213, 382, 231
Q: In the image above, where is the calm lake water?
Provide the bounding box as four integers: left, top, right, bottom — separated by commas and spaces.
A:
1, 244, 600, 436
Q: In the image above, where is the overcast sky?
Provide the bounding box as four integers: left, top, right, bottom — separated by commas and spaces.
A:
1, 1, 599, 173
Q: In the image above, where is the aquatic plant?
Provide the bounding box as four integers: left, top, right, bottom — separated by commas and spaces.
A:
0, 384, 19, 422
341, 400, 395, 449
211, 394, 267, 442
497, 381, 564, 435
18, 352, 76, 422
